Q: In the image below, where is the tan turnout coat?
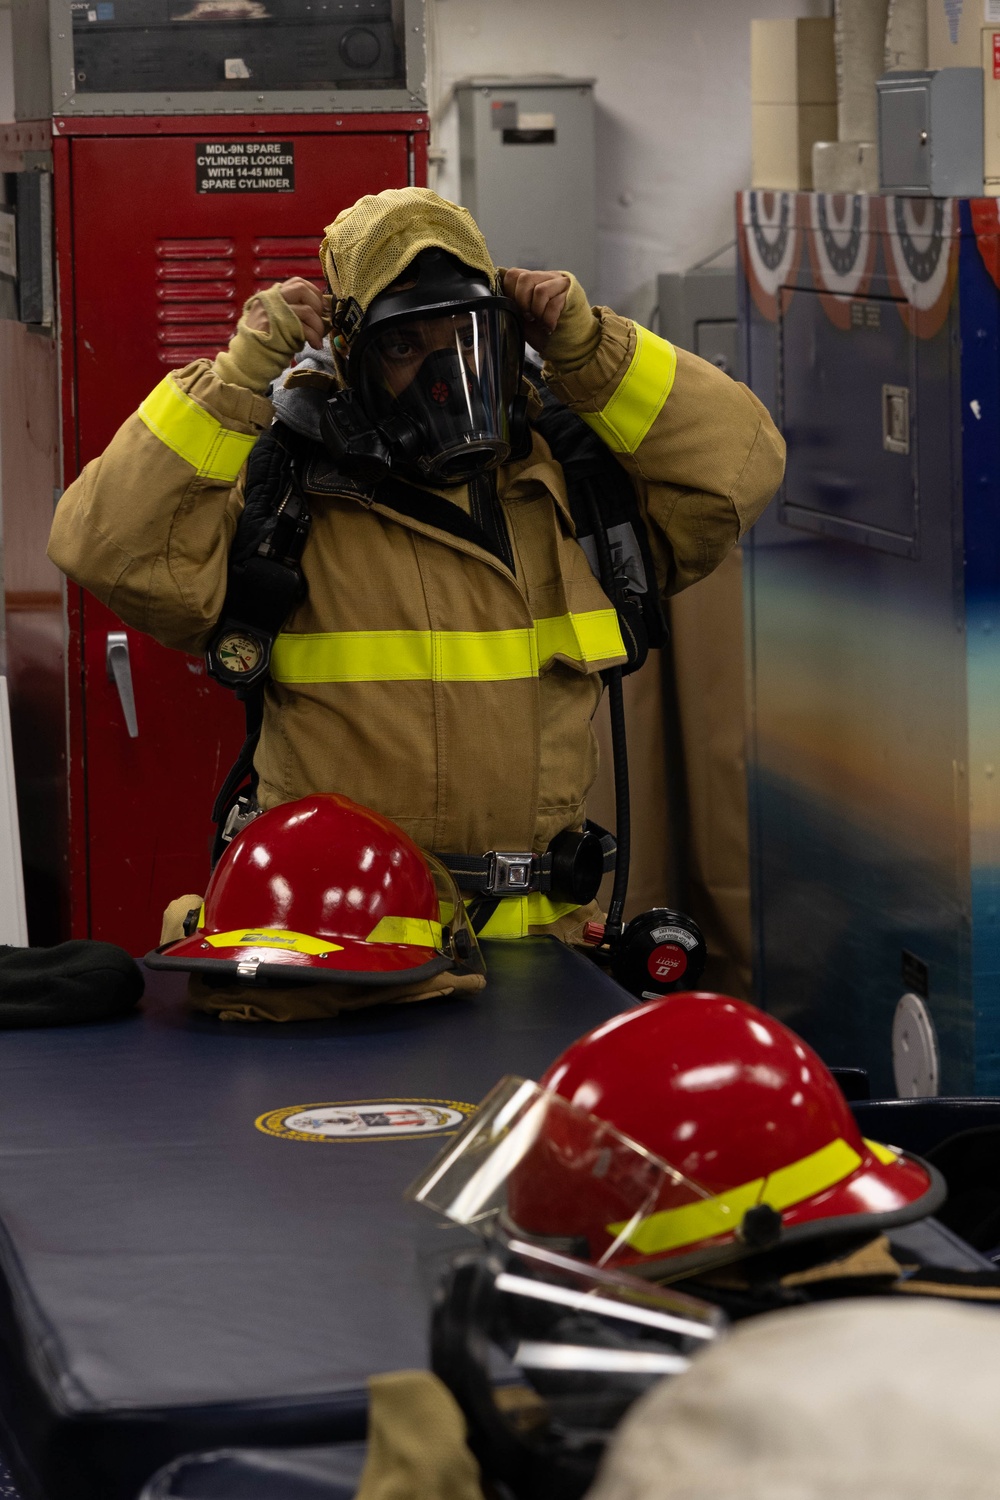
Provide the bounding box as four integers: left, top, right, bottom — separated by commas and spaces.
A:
48, 306, 784, 933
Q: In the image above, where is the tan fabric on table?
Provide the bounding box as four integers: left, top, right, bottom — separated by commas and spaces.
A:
585, 1298, 1000, 1500
186, 967, 484, 1022
354, 1371, 486, 1500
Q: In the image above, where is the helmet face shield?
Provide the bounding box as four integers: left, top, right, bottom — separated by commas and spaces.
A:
353, 299, 524, 485
409, 1076, 717, 1270
425, 850, 486, 981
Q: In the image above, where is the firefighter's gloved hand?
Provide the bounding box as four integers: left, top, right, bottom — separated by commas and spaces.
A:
540, 271, 602, 374
212, 284, 310, 394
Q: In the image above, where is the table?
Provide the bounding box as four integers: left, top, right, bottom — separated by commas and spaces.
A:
0, 939, 630, 1500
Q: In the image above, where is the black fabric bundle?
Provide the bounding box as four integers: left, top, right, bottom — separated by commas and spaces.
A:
0, 941, 144, 1028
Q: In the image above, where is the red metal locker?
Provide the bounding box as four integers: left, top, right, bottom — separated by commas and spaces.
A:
3, 113, 427, 952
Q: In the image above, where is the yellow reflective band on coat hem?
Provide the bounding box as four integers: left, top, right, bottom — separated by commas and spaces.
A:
271, 610, 626, 685
366, 916, 443, 948
606, 1137, 863, 1258
138, 377, 259, 483
477, 894, 581, 940
579, 325, 678, 455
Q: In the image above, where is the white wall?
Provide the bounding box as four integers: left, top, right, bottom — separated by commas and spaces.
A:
429, 0, 830, 318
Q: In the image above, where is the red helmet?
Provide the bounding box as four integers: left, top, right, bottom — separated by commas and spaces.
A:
411, 993, 942, 1280
147, 793, 483, 987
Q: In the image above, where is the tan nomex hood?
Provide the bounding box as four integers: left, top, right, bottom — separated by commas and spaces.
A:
318, 187, 498, 339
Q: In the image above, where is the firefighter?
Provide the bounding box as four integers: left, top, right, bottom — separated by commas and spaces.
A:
48, 188, 784, 948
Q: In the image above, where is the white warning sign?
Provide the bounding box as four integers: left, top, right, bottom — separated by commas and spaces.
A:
196, 141, 295, 194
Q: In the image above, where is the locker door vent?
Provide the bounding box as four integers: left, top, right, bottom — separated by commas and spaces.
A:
155, 238, 237, 369
252, 238, 324, 297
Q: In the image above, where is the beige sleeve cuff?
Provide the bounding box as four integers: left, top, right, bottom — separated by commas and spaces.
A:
541, 272, 602, 374
211, 284, 306, 395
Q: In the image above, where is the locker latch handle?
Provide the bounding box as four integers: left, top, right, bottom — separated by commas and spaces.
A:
106, 632, 139, 739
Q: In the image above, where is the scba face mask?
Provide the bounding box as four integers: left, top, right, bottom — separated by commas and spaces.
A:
322, 250, 528, 487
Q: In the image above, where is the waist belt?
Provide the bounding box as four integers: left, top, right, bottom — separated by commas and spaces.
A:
437, 823, 616, 900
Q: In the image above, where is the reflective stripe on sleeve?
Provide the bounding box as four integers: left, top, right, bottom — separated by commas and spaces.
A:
138, 376, 259, 482
271, 610, 626, 685
578, 324, 678, 455
606, 1138, 863, 1258
476, 894, 581, 940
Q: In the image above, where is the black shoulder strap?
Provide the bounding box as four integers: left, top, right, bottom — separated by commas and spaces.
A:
374, 472, 514, 572
531, 385, 668, 674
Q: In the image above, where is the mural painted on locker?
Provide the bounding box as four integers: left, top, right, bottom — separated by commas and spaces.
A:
739, 192, 1000, 1096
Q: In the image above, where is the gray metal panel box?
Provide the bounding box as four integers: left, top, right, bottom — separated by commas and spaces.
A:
657, 264, 742, 382
877, 68, 984, 196
10, 0, 426, 118
456, 77, 595, 293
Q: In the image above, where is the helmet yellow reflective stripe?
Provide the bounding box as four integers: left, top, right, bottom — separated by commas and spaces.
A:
366, 916, 443, 948
138, 377, 258, 483
606, 1137, 864, 1258
865, 1137, 900, 1165
476, 894, 581, 940
270, 610, 626, 685
579, 324, 678, 455
204, 928, 343, 955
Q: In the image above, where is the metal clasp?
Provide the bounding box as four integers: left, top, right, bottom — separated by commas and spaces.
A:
488, 852, 535, 894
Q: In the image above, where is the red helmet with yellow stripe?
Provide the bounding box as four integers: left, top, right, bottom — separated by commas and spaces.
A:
147, 792, 483, 987
411, 993, 942, 1281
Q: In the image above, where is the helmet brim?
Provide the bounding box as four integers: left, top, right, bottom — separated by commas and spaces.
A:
145, 934, 455, 987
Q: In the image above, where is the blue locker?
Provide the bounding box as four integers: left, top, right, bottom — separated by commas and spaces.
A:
739, 191, 1000, 1096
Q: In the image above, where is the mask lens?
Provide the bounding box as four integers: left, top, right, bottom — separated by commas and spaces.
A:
356, 304, 522, 483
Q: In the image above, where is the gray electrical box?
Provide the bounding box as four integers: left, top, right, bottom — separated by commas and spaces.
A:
656, 260, 742, 382
456, 76, 596, 294
9, 0, 426, 118
876, 68, 984, 196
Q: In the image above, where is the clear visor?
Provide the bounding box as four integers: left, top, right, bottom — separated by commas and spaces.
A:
432, 1236, 723, 1471
424, 851, 486, 980
409, 1077, 721, 1273
356, 304, 523, 484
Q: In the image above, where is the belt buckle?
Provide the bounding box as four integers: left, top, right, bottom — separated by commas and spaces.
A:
489, 852, 534, 895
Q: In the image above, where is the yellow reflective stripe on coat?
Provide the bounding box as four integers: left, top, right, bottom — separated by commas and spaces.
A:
476, 893, 581, 940
138, 376, 258, 482
579, 325, 678, 455
271, 611, 626, 685
366, 916, 443, 948
535, 609, 624, 668
606, 1138, 863, 1258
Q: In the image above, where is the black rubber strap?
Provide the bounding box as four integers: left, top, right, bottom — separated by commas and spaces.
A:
438, 823, 616, 895
441, 852, 551, 895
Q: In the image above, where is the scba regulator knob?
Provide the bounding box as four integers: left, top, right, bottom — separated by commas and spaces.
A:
611, 907, 707, 1000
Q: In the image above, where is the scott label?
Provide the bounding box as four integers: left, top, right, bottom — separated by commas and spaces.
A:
647, 943, 688, 984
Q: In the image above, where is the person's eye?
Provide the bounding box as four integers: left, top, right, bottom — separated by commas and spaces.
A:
385, 339, 416, 361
